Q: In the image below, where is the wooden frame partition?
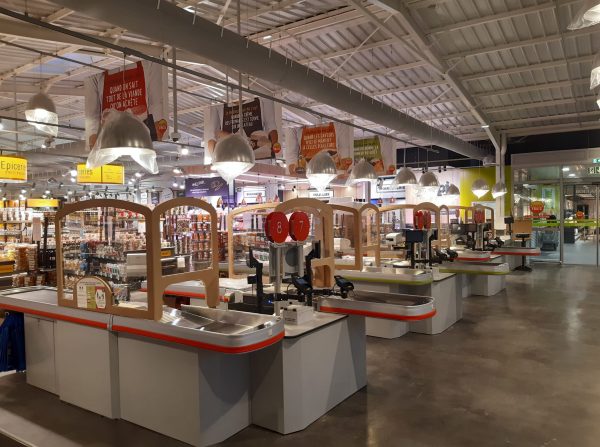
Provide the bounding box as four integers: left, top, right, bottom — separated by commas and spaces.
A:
56, 198, 221, 320
466, 205, 496, 237
226, 203, 276, 279
153, 198, 220, 312
330, 202, 380, 270
274, 198, 335, 288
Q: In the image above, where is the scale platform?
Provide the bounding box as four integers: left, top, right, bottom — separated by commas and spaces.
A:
317, 290, 435, 321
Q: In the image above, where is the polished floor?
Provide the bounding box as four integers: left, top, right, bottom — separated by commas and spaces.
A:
1, 264, 600, 447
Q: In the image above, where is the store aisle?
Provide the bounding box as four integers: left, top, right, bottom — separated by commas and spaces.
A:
0, 265, 599, 447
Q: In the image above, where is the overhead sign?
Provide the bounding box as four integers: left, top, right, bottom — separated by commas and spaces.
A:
185, 176, 228, 198
588, 166, 600, 175
530, 201, 545, 215
77, 164, 124, 184
353, 136, 397, 175
84, 60, 169, 149
27, 198, 59, 208
593, 158, 600, 164
0, 155, 27, 183
308, 189, 333, 200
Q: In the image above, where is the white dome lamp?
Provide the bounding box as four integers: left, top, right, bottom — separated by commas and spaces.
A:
418, 170, 439, 189
25, 91, 58, 137
394, 148, 417, 186
471, 178, 490, 199
446, 183, 460, 198
91, 110, 158, 174
347, 158, 378, 185
394, 167, 417, 186
306, 150, 337, 192
568, 0, 600, 30
491, 181, 507, 199
212, 131, 255, 183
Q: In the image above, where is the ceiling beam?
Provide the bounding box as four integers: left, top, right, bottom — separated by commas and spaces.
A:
43, 0, 486, 159
370, 0, 500, 150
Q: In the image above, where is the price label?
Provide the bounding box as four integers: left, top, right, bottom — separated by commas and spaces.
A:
289, 211, 310, 241
265, 211, 289, 243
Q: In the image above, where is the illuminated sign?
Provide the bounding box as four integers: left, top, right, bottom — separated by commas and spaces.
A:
587, 166, 600, 175
77, 164, 124, 184
0, 155, 27, 182
593, 158, 600, 164
27, 198, 60, 208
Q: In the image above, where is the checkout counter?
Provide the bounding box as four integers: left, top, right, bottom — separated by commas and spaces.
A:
0, 198, 436, 445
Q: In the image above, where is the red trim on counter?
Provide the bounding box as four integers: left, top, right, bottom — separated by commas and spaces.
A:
0, 303, 107, 329
494, 251, 541, 256
319, 306, 437, 321
139, 288, 229, 303
112, 324, 284, 354
456, 256, 491, 262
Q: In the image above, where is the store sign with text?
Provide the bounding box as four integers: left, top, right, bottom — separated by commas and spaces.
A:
27, 198, 59, 208
0, 155, 27, 182
84, 60, 169, 149
285, 122, 354, 176
530, 200, 545, 215
353, 136, 396, 175
185, 177, 229, 198
77, 164, 124, 184
308, 189, 333, 200
204, 97, 283, 163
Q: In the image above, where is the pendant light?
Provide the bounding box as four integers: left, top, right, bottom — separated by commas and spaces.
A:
347, 159, 377, 185
568, 0, 600, 30
393, 148, 417, 186
25, 92, 58, 137
446, 183, 460, 198
418, 170, 439, 189
491, 181, 507, 199
212, 0, 256, 183
394, 167, 417, 185
90, 110, 158, 174
591, 53, 600, 90
306, 150, 336, 192
471, 178, 490, 198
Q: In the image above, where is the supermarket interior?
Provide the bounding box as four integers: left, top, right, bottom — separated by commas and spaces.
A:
1, 1, 600, 446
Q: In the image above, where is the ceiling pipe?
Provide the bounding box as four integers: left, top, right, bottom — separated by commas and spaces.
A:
44, 0, 488, 160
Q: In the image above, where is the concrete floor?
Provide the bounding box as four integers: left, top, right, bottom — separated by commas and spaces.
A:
1, 264, 600, 446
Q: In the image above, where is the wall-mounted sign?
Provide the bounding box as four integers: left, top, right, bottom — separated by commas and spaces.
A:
0, 155, 27, 183
77, 163, 124, 184
376, 176, 406, 194
588, 166, 600, 175
593, 158, 600, 164
27, 198, 59, 208
308, 189, 333, 200
185, 176, 228, 198
241, 186, 266, 204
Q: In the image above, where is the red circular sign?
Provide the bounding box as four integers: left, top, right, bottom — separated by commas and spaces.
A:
529, 200, 544, 215
264, 212, 289, 243
576, 210, 584, 220
289, 211, 310, 241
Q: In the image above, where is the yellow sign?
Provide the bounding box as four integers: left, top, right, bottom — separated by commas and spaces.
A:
101, 164, 125, 184
77, 164, 124, 185
0, 155, 27, 182
27, 198, 59, 208
160, 249, 174, 258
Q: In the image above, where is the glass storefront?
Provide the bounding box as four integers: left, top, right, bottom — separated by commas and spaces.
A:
512, 163, 600, 266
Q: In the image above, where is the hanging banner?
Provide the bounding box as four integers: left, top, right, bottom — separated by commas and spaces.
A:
84, 60, 169, 150
77, 163, 124, 185
284, 122, 353, 176
353, 136, 396, 175
0, 155, 27, 182
204, 97, 283, 163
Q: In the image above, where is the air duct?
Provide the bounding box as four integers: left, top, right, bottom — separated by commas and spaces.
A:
46, 0, 488, 160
